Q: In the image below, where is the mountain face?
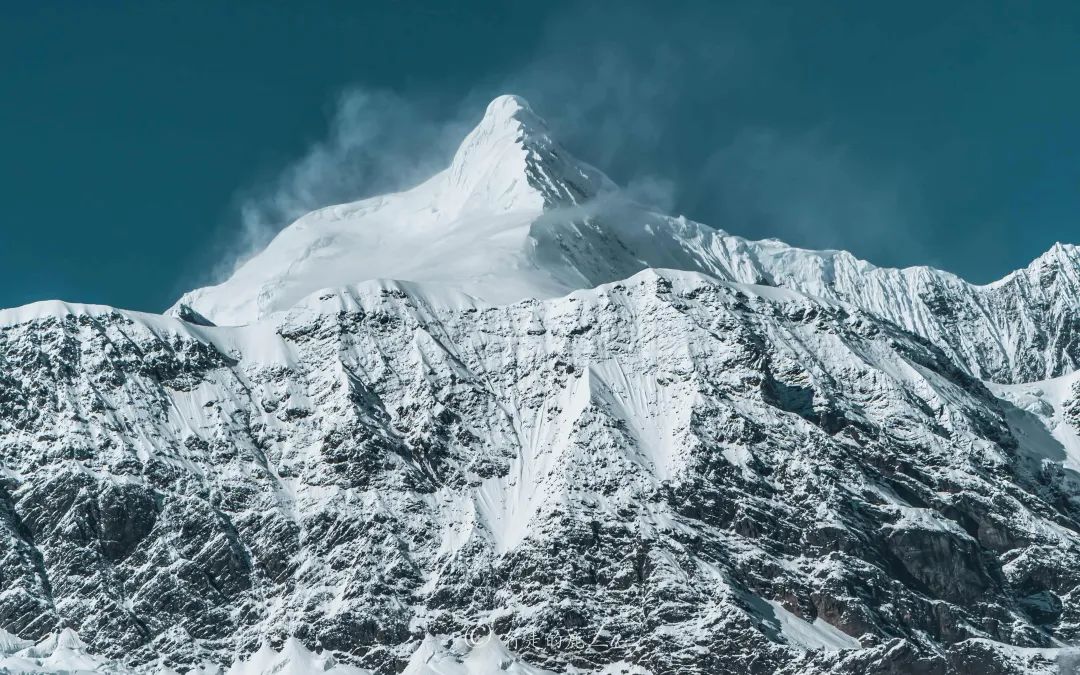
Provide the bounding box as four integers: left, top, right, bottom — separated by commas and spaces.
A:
175, 95, 1080, 386
3, 96, 1080, 674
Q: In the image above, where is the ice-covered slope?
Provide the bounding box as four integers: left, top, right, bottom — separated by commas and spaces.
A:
990, 368, 1080, 479
174, 95, 1080, 384
6, 270, 1080, 674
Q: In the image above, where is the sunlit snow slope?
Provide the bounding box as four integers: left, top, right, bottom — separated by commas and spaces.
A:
172, 95, 616, 324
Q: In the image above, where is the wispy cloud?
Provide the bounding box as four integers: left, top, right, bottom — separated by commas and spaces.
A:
697, 128, 925, 262
215, 88, 473, 281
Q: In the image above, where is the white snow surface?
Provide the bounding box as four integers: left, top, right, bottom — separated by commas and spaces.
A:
991, 370, 1080, 473
765, 601, 862, 651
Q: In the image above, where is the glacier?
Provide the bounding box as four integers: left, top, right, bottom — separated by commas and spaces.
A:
1, 95, 1080, 674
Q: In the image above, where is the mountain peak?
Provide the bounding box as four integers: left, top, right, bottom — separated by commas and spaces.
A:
440, 94, 614, 217
475, 94, 550, 144
169, 95, 625, 324
480, 93, 534, 124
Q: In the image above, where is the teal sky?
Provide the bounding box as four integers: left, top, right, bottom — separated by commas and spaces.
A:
2, 1, 1079, 312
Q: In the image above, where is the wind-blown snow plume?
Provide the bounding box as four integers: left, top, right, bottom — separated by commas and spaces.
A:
201, 2, 933, 295
220, 89, 473, 280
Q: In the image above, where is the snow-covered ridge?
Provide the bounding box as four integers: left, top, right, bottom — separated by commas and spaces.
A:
169, 95, 1080, 384
5, 266, 1080, 674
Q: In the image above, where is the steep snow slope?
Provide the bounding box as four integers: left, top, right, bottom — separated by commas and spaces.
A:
991, 370, 1080, 485
707, 237, 1080, 384
172, 95, 616, 325
174, 96, 1080, 384
6, 270, 1080, 674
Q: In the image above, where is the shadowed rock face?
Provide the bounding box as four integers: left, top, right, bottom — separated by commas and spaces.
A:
884, 525, 992, 604
3, 270, 1080, 673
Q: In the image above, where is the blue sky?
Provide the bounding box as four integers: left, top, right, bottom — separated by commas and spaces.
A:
2, 1, 1079, 311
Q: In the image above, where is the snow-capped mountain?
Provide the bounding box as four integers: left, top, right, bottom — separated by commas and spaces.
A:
172, 95, 618, 325
3, 95, 1080, 674
175, 95, 1080, 385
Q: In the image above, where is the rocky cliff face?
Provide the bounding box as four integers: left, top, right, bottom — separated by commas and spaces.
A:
3, 271, 1080, 673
